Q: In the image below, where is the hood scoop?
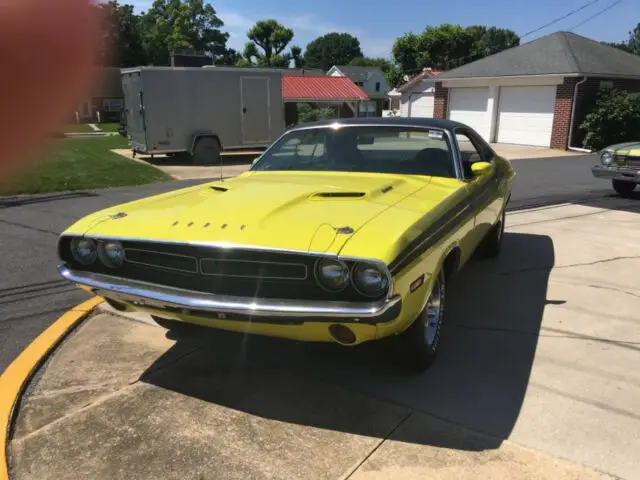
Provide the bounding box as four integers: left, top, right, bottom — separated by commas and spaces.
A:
209, 185, 229, 193
312, 191, 366, 199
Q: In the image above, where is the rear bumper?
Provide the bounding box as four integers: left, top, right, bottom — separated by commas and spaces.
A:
591, 165, 640, 183
58, 264, 402, 325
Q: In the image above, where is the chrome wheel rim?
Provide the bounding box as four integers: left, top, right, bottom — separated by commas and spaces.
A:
424, 272, 443, 347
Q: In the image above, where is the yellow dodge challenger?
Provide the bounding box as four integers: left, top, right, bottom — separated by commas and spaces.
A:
57, 118, 515, 371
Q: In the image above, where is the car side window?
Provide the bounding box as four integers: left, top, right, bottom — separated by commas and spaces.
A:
455, 131, 490, 179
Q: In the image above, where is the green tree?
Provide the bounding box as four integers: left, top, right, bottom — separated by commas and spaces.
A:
627, 22, 640, 55
392, 24, 519, 75
142, 0, 230, 65
243, 19, 294, 67
304, 33, 363, 71
217, 47, 242, 66
97, 1, 147, 67
348, 56, 392, 70
290, 45, 304, 68
297, 103, 337, 124
391, 32, 423, 74
601, 24, 640, 56
468, 25, 519, 59
602, 41, 633, 53
580, 89, 640, 150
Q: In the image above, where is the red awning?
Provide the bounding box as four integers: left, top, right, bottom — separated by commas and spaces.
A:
282, 75, 369, 102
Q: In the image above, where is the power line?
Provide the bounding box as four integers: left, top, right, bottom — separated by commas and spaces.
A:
568, 0, 624, 30
521, 0, 603, 38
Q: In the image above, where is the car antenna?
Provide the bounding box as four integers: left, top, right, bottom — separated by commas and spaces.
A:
219, 150, 223, 183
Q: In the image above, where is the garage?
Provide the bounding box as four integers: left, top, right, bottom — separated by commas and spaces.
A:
408, 92, 434, 117
496, 86, 556, 147
448, 87, 490, 139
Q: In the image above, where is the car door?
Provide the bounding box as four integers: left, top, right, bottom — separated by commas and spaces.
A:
454, 128, 498, 247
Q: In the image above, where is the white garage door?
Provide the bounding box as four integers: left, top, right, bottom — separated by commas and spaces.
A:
408, 92, 434, 117
448, 88, 490, 140
496, 86, 556, 147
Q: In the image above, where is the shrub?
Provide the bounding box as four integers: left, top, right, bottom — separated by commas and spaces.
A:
297, 103, 338, 124
580, 88, 640, 151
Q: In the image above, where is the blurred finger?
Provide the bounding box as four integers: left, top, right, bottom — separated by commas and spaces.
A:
0, 0, 100, 178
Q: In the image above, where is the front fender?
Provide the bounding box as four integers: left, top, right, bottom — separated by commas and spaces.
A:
375, 241, 454, 339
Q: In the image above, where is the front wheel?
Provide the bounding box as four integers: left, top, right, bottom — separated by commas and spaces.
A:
479, 208, 505, 258
394, 268, 446, 372
612, 179, 636, 198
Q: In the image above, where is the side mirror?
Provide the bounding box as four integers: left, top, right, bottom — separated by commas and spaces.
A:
470, 161, 492, 176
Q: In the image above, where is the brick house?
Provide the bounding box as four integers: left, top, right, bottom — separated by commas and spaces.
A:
433, 31, 640, 149
76, 67, 124, 123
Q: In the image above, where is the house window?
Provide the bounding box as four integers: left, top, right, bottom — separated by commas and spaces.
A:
358, 101, 377, 117
375, 82, 381, 92
599, 80, 614, 89
103, 98, 124, 112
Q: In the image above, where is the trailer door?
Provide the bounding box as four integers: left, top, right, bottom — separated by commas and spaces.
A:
121, 71, 147, 151
240, 77, 271, 145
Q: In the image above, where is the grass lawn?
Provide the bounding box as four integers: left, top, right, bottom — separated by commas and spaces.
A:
62, 123, 96, 133
98, 122, 120, 132
0, 136, 172, 196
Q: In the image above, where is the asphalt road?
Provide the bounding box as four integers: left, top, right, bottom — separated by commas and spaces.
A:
0, 153, 616, 372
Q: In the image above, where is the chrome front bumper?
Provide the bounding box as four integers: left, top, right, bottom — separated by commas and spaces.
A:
591, 165, 640, 183
58, 265, 402, 325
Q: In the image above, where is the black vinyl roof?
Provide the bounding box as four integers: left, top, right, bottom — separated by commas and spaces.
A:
290, 116, 465, 131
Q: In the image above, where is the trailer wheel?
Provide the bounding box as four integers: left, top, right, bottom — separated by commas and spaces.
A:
192, 136, 221, 165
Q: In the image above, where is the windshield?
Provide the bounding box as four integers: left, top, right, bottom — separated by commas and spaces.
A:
251, 126, 456, 178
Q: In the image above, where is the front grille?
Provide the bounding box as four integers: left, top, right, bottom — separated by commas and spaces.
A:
625, 157, 640, 169
60, 238, 386, 302
125, 249, 198, 273
200, 258, 307, 280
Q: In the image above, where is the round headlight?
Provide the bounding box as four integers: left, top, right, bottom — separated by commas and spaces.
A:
98, 240, 124, 268
70, 238, 97, 265
601, 150, 614, 166
316, 258, 350, 291
352, 262, 389, 297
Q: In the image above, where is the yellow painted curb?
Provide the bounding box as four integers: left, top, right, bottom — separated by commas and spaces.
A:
0, 296, 103, 480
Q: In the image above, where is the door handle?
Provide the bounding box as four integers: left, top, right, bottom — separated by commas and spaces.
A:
242, 107, 247, 113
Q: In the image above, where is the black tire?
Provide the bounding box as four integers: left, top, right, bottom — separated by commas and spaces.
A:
479, 208, 505, 258
192, 136, 221, 165
612, 179, 636, 198
394, 268, 446, 372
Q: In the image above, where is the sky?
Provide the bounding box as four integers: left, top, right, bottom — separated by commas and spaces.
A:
127, 0, 638, 58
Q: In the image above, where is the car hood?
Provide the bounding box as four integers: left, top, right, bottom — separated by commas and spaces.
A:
65, 171, 440, 255
606, 141, 640, 156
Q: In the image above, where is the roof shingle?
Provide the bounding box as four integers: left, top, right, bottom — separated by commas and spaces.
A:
282, 75, 369, 102
437, 31, 640, 80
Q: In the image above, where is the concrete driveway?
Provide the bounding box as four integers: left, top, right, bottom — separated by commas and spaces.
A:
491, 143, 586, 160
8, 195, 640, 480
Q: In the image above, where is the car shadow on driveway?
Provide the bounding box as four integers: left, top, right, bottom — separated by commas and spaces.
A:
139, 232, 555, 452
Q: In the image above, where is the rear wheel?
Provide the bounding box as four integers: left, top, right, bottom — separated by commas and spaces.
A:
192, 137, 221, 165
395, 268, 446, 372
612, 179, 636, 198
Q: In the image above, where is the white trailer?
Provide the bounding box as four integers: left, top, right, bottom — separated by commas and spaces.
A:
120, 66, 285, 164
